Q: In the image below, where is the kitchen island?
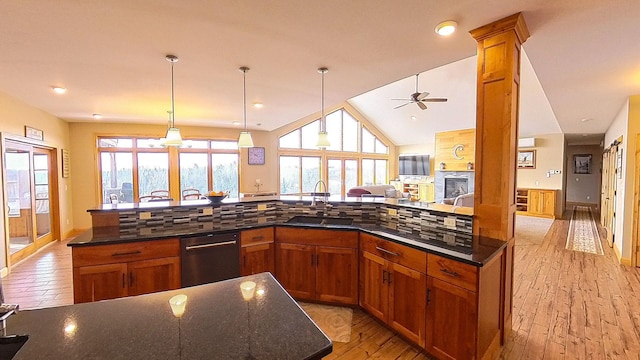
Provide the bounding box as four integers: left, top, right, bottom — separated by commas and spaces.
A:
4, 272, 331, 359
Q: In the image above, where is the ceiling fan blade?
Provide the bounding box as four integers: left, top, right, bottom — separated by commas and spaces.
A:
416, 92, 430, 101
417, 101, 428, 110
422, 98, 448, 102
391, 98, 412, 101
393, 102, 412, 109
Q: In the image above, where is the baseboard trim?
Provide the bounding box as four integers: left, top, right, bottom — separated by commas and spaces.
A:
612, 244, 633, 266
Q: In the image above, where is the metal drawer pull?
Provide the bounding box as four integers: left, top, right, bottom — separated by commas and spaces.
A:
440, 268, 460, 277
112, 250, 142, 257
375, 246, 399, 257
252, 235, 265, 240
185, 240, 237, 250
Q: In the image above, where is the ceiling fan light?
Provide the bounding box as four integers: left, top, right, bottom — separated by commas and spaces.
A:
316, 131, 330, 148
435, 20, 457, 36
238, 131, 254, 148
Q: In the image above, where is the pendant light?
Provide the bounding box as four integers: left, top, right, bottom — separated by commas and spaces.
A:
162, 54, 183, 147
237, 66, 254, 148
316, 67, 330, 148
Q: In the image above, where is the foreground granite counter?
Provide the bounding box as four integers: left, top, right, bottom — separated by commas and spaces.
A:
5, 273, 331, 360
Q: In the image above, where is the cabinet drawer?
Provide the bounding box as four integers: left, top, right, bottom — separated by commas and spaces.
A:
241, 227, 274, 246
427, 254, 477, 292
72, 238, 180, 267
276, 227, 358, 248
360, 233, 426, 273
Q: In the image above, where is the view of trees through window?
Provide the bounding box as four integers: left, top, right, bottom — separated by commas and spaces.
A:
98, 138, 239, 203
278, 108, 389, 196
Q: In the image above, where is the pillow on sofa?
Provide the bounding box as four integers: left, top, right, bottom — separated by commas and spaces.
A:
347, 188, 371, 197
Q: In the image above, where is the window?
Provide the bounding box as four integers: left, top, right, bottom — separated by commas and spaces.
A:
97, 137, 239, 203
277, 108, 390, 197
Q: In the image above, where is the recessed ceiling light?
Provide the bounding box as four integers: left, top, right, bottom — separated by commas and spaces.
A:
580, 118, 592, 122
410, 116, 417, 121
435, 21, 457, 36
253, 102, 264, 109
232, 121, 240, 126
51, 86, 67, 94
92, 113, 102, 119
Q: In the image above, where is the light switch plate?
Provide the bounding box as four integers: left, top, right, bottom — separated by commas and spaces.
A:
257, 204, 267, 211
388, 208, 397, 216
203, 208, 213, 215
139, 212, 151, 220
444, 217, 456, 227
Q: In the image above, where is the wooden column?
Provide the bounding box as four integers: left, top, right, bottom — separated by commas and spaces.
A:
470, 13, 529, 343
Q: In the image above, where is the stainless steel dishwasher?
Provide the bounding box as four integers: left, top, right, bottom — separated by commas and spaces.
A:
180, 231, 240, 287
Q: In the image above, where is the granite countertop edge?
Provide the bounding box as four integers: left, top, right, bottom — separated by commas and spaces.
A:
68, 221, 506, 267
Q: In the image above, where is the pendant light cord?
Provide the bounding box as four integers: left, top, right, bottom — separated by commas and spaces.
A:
321, 70, 325, 132
171, 61, 176, 128
243, 69, 247, 131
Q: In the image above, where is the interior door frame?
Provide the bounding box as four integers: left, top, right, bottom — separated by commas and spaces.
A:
633, 133, 640, 267
1, 133, 60, 269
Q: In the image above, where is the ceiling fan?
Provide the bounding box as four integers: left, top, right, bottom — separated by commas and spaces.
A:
392, 73, 448, 110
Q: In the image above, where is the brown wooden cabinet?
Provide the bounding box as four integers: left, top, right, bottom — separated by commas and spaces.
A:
425, 253, 503, 360
275, 227, 358, 305
240, 227, 275, 276
72, 238, 180, 303
516, 188, 557, 218
360, 233, 426, 347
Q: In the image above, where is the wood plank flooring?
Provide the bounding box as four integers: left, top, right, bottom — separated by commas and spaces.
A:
2, 214, 639, 359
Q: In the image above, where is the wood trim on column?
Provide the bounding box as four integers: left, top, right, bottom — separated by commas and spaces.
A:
470, 12, 529, 346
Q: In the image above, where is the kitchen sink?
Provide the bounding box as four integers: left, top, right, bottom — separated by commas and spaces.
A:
286, 216, 353, 226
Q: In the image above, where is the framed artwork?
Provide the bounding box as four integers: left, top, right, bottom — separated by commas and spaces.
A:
25, 126, 44, 141
574, 154, 592, 174
517, 150, 536, 169
248, 147, 265, 165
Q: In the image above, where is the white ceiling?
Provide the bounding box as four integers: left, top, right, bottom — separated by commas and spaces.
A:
1, 0, 639, 145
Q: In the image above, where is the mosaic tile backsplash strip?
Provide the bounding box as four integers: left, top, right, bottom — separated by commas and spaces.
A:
113, 200, 472, 238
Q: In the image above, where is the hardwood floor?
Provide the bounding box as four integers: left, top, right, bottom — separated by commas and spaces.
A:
2, 215, 639, 359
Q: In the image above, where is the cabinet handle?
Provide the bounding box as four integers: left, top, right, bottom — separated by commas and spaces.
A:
252, 235, 265, 240
427, 288, 431, 305
112, 250, 142, 257
382, 270, 387, 284
440, 268, 460, 277
122, 273, 125, 288
375, 246, 399, 257
185, 240, 237, 250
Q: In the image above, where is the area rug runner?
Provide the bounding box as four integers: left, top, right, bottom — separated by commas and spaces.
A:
565, 206, 604, 255
515, 215, 554, 245
298, 302, 353, 343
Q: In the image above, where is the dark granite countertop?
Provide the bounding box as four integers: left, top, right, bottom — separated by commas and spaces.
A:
68, 219, 505, 267
86, 195, 473, 216
6, 273, 331, 360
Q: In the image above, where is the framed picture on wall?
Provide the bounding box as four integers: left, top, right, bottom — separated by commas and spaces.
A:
517, 150, 536, 169
574, 154, 592, 174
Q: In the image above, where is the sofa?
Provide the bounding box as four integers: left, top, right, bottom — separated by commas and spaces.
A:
347, 185, 406, 198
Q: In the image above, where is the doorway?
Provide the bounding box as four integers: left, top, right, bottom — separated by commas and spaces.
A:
601, 138, 621, 248
4, 139, 59, 265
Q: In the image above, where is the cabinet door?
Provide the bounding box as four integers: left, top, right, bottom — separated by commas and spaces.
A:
128, 257, 181, 297
73, 263, 128, 303
275, 243, 315, 300
540, 190, 555, 216
360, 251, 388, 322
528, 190, 541, 214
316, 246, 358, 305
426, 276, 477, 360
388, 262, 426, 348
241, 242, 275, 276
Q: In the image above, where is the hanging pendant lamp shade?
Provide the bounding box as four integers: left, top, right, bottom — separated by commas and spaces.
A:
162, 55, 183, 147
316, 67, 330, 148
238, 66, 254, 148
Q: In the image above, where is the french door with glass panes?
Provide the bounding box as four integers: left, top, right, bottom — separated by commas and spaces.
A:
327, 158, 358, 198
4, 140, 58, 265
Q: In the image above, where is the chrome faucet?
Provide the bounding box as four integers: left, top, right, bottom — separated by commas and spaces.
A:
310, 180, 329, 207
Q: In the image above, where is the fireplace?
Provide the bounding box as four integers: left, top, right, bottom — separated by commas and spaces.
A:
434, 171, 475, 203
444, 177, 468, 199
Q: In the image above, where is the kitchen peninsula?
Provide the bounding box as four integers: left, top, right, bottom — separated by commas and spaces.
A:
69, 195, 506, 359
5, 273, 332, 359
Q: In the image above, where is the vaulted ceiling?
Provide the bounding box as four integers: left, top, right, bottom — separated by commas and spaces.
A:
2, 1, 638, 146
